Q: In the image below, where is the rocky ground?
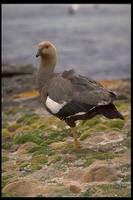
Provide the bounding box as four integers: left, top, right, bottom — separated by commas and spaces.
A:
2, 63, 131, 197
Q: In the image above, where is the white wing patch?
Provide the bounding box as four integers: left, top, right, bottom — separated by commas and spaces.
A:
66, 111, 86, 118
98, 100, 111, 106
46, 96, 67, 114
66, 106, 95, 118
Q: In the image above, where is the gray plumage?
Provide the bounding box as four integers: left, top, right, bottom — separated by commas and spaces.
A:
36, 41, 126, 148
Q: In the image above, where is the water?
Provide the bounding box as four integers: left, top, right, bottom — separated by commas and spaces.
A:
2, 4, 131, 80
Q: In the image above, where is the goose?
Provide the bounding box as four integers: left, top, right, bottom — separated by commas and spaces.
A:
36, 41, 126, 148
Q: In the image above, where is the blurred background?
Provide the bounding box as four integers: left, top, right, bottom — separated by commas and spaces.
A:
2, 4, 131, 80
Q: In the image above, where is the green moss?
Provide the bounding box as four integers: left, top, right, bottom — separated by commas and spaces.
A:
2, 128, 12, 138
127, 129, 131, 138
2, 156, 9, 163
32, 117, 57, 131
48, 150, 56, 156
79, 129, 94, 140
2, 192, 18, 197
82, 158, 95, 167
2, 178, 10, 190
14, 133, 43, 145
94, 124, 109, 131
82, 116, 102, 127
28, 145, 53, 156
5, 108, 19, 115
69, 148, 95, 159
2, 122, 9, 128
2, 169, 7, 173
39, 138, 54, 146
20, 162, 30, 168
111, 127, 122, 132
109, 119, 124, 130
41, 129, 69, 144
114, 99, 130, 108
121, 163, 131, 168
14, 125, 32, 132
38, 124, 46, 130
125, 137, 131, 148
78, 115, 118, 137
23, 155, 48, 172
36, 194, 45, 197
55, 140, 121, 162
32, 154, 48, 164
16, 115, 27, 123
42, 116, 59, 125
25, 116, 40, 125
57, 120, 68, 129
27, 154, 47, 170
2, 180, 9, 189
13, 125, 33, 139
51, 188, 72, 197
122, 174, 131, 182
74, 149, 121, 162
2, 143, 12, 150
28, 146, 40, 153
30, 163, 42, 171
93, 151, 120, 160
16, 113, 40, 125
80, 188, 96, 197
63, 142, 73, 150
7, 123, 21, 132
51, 156, 62, 164
38, 128, 53, 137
30, 122, 40, 128
2, 175, 13, 180
5, 163, 17, 169
98, 183, 131, 197
124, 113, 131, 120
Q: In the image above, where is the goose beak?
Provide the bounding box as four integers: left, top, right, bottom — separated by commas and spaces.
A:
36, 49, 43, 57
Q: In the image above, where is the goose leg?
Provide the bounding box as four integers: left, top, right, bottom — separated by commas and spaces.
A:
71, 127, 80, 149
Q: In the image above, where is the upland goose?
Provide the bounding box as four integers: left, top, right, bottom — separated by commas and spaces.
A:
36, 41, 126, 149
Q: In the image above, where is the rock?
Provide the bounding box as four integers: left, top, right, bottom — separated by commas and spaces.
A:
2, 63, 38, 97
2, 63, 36, 77
81, 165, 118, 183
69, 185, 82, 193
112, 149, 131, 164
64, 167, 83, 181
87, 135, 105, 144
10, 144, 19, 152
50, 141, 67, 149
115, 80, 131, 98
2, 74, 36, 97
2, 180, 69, 197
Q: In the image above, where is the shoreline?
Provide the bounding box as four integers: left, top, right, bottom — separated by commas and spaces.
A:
2, 62, 131, 96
